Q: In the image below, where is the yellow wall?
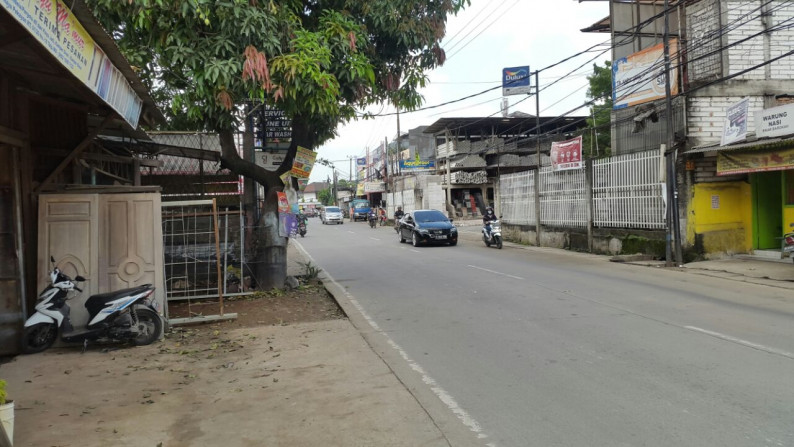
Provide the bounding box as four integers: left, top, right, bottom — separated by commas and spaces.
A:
687, 182, 752, 255
785, 207, 794, 235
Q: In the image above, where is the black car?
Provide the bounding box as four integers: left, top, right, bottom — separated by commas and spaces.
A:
397, 209, 458, 247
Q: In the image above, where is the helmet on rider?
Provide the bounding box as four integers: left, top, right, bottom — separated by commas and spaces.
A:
486, 207, 494, 215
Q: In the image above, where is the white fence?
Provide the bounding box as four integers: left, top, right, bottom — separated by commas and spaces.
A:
500, 150, 665, 230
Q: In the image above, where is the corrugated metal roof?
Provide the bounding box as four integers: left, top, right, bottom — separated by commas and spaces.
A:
687, 135, 794, 154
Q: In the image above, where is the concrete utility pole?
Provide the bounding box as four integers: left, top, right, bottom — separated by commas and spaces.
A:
534, 70, 542, 247
663, 0, 683, 266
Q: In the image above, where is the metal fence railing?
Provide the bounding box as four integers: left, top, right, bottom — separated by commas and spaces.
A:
499, 149, 665, 231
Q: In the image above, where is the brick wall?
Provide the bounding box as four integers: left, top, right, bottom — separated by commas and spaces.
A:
686, 96, 765, 146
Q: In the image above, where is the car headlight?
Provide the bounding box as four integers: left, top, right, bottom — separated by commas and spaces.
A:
450, 227, 458, 233
418, 229, 429, 235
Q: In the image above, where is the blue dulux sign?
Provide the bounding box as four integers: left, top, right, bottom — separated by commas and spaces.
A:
502, 66, 531, 96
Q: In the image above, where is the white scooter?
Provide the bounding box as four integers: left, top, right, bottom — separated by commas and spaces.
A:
21, 257, 163, 354
482, 219, 503, 249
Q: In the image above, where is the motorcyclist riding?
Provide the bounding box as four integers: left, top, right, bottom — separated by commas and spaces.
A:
483, 206, 497, 238
368, 208, 378, 228
394, 206, 405, 221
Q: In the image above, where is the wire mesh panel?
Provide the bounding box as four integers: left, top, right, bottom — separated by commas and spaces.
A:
539, 166, 587, 228
499, 171, 535, 225
592, 151, 665, 229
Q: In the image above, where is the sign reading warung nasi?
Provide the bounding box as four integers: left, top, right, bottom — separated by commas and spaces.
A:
1, 0, 144, 128
755, 103, 794, 139
550, 136, 583, 171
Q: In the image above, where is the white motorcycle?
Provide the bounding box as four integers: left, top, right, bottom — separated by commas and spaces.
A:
482, 219, 503, 249
21, 257, 163, 354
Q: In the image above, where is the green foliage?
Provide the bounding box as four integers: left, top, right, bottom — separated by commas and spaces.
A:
85, 0, 470, 144
317, 188, 333, 205
0, 379, 7, 405
299, 261, 322, 281
582, 61, 613, 159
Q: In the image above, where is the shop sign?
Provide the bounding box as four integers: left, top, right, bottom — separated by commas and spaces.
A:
1, 0, 143, 128
613, 40, 679, 110
721, 98, 749, 146
717, 147, 794, 176
364, 182, 386, 193
255, 151, 285, 171
550, 136, 583, 171
754, 103, 794, 139
400, 159, 435, 172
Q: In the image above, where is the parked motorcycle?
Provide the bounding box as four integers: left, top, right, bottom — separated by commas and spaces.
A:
482, 219, 503, 249
21, 257, 162, 354
298, 221, 307, 237
784, 223, 794, 263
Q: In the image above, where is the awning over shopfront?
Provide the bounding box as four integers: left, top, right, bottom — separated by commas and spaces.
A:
0, 0, 163, 133
688, 134, 794, 175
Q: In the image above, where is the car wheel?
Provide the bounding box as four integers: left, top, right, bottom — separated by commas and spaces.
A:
397, 230, 405, 243
412, 232, 420, 247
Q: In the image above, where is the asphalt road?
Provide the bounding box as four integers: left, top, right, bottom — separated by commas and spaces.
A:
297, 218, 794, 447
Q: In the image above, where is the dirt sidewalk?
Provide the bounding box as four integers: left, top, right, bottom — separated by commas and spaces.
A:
0, 241, 453, 447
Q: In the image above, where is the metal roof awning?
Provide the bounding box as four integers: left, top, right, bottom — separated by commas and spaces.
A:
423, 116, 587, 137
0, 0, 164, 135
688, 134, 794, 154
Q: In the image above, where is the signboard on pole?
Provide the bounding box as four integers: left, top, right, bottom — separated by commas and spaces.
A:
721, 98, 749, 146
613, 40, 679, 110
290, 146, 316, 178
255, 151, 285, 171
502, 66, 531, 96
754, 103, 794, 139
550, 136, 583, 171
364, 182, 386, 193
399, 159, 436, 172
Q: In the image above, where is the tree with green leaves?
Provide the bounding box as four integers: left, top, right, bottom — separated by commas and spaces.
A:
582, 60, 612, 158
87, 0, 469, 288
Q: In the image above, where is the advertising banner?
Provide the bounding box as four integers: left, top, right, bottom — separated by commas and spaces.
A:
276, 191, 289, 213
399, 159, 436, 172
356, 182, 365, 196
357, 157, 367, 166
550, 136, 584, 171
613, 40, 679, 110
721, 98, 749, 146
255, 151, 285, 171
1, 0, 143, 127
502, 66, 531, 96
290, 146, 316, 178
717, 147, 794, 176
754, 103, 794, 139
364, 182, 386, 193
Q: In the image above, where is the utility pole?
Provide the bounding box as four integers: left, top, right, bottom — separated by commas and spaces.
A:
534, 70, 542, 247
663, 0, 683, 266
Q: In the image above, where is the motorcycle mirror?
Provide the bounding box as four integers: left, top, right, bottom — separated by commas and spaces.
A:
75, 275, 86, 282
50, 255, 55, 263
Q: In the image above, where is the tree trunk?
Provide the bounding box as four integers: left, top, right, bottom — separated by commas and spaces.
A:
215, 115, 315, 290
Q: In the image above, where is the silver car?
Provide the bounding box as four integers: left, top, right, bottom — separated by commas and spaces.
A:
321, 206, 344, 225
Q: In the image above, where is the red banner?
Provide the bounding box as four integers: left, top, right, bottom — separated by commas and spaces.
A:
550, 136, 583, 171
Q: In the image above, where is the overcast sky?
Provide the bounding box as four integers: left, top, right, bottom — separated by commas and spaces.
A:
309, 0, 611, 183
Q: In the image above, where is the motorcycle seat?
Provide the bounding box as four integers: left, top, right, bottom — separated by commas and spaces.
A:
85, 284, 153, 313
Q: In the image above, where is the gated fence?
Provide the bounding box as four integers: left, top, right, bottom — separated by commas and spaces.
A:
500, 149, 666, 230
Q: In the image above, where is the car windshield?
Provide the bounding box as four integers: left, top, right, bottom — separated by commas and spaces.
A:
414, 210, 448, 223
326, 207, 340, 213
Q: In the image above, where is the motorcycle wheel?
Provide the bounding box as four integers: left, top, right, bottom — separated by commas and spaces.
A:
483, 235, 491, 247
495, 235, 503, 249
21, 322, 58, 354
397, 229, 405, 243
132, 308, 162, 346
300, 232, 305, 238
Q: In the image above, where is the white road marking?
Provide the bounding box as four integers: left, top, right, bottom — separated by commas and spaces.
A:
685, 326, 794, 359
369, 237, 380, 241
467, 265, 524, 280
293, 240, 490, 443
410, 249, 420, 253
347, 231, 356, 234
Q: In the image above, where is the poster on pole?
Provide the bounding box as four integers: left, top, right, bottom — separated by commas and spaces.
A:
502, 66, 531, 96
290, 146, 317, 178
550, 136, 583, 171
